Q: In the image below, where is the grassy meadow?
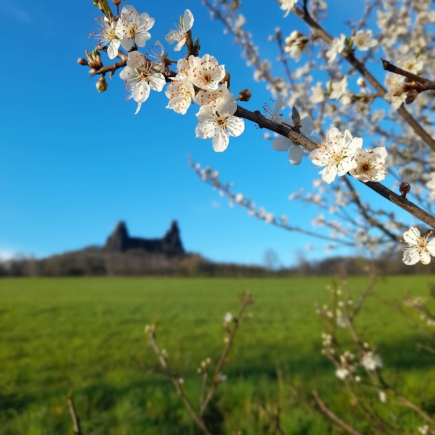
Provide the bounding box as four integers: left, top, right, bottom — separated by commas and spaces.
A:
0, 276, 434, 435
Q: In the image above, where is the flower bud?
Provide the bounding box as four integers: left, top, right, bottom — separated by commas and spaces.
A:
96, 76, 108, 93
292, 106, 301, 126
78, 58, 89, 66
112, 0, 122, 5
400, 182, 411, 198
238, 88, 252, 102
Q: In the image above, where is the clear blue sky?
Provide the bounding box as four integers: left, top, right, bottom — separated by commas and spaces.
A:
0, 0, 398, 266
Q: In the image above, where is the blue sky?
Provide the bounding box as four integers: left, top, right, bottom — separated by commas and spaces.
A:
0, 0, 398, 266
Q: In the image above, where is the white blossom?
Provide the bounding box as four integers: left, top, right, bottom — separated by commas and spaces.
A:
166, 9, 194, 51
264, 94, 284, 124
353, 30, 377, 51
361, 352, 383, 371
272, 116, 319, 165
194, 83, 232, 108
384, 73, 406, 109
119, 51, 166, 114
97, 19, 121, 59
326, 34, 346, 64
419, 426, 429, 435
309, 127, 362, 184
165, 79, 195, 115
330, 77, 348, 100
399, 56, 424, 74
402, 227, 435, 266
335, 367, 349, 380
378, 391, 387, 403
195, 92, 245, 152
349, 147, 387, 182
224, 312, 233, 323
280, 0, 297, 17
115, 5, 154, 51
311, 82, 325, 104
284, 31, 308, 61
218, 373, 228, 382
148, 41, 168, 73
191, 54, 226, 91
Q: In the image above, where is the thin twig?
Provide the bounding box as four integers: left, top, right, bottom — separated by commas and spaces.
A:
312, 391, 364, 435
67, 396, 83, 435
200, 293, 253, 416
148, 333, 213, 435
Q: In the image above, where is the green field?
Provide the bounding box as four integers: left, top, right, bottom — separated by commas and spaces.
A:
0, 277, 433, 435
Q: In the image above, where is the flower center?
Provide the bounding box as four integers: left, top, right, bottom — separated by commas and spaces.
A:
361, 162, 370, 172
217, 117, 227, 128
139, 70, 151, 81
417, 237, 428, 252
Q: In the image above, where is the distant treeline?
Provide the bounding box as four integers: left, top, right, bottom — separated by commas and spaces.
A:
0, 247, 433, 277
0, 248, 287, 278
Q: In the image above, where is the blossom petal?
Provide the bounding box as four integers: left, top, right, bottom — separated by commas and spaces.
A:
320, 165, 337, 184
274, 94, 284, 113
289, 146, 304, 165
300, 117, 314, 136
149, 73, 166, 92
132, 82, 150, 104
108, 39, 121, 59
174, 37, 187, 51
120, 37, 133, 51
421, 250, 431, 265
426, 239, 435, 256
226, 116, 244, 137
196, 120, 216, 139
119, 66, 133, 81
272, 136, 291, 151
166, 30, 179, 44
403, 227, 420, 245
134, 102, 142, 115
213, 130, 229, 152
139, 13, 155, 31
372, 146, 387, 161
135, 31, 151, 47
403, 249, 420, 265
183, 9, 194, 32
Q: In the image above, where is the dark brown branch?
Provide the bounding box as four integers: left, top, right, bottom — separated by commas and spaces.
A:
291, 5, 435, 151
312, 391, 363, 435
67, 396, 83, 435
381, 58, 435, 104
235, 104, 435, 230
381, 59, 435, 90
89, 45, 128, 77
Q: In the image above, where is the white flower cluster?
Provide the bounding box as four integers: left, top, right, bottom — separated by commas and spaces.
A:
97, 5, 155, 59
326, 30, 377, 64
402, 226, 435, 265
168, 54, 245, 152
309, 127, 387, 184
106, 7, 245, 150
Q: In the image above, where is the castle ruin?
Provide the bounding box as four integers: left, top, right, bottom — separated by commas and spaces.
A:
104, 220, 185, 256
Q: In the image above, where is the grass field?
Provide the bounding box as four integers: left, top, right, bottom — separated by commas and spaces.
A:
0, 277, 434, 435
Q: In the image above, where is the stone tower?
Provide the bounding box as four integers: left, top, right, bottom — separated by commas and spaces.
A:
104, 220, 185, 256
